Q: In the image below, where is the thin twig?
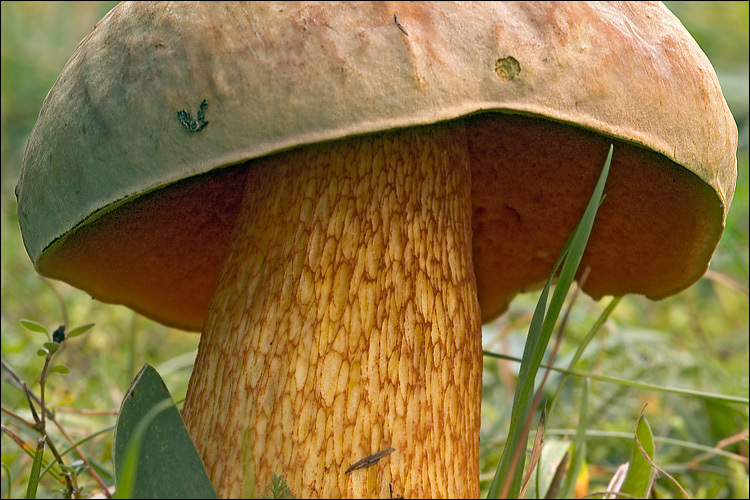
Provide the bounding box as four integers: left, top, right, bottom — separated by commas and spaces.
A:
1, 405, 37, 429
54, 406, 119, 417
48, 417, 112, 498
688, 430, 750, 468
703, 269, 749, 295
1, 424, 36, 457
42, 277, 69, 326
39, 355, 52, 430
2, 359, 52, 420
23, 359, 79, 498
21, 381, 42, 430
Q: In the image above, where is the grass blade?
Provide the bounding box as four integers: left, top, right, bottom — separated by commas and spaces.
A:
561, 378, 589, 498
2, 463, 12, 499
488, 146, 613, 498
482, 350, 749, 405
546, 297, 621, 417
24, 437, 45, 499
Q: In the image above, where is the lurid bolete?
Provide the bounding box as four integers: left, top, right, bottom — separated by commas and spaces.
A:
16, 2, 736, 498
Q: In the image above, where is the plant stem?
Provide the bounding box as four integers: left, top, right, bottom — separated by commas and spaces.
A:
3, 358, 112, 497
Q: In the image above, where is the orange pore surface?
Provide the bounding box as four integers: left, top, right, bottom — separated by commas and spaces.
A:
38, 166, 249, 331
38, 113, 723, 331
468, 113, 723, 322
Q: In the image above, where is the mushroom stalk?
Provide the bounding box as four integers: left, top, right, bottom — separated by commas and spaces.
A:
182, 122, 482, 498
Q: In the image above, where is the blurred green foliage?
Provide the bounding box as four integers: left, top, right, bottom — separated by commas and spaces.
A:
1, 2, 748, 498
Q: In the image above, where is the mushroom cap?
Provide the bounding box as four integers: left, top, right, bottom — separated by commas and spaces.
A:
16, 1, 737, 330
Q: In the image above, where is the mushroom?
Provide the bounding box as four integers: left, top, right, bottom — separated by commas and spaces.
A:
15, 2, 736, 498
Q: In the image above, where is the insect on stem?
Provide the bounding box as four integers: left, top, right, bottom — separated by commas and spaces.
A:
345, 447, 396, 474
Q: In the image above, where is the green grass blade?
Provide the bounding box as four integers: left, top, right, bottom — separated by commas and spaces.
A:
2, 462, 12, 499
483, 350, 749, 405
493, 280, 553, 498
24, 437, 45, 499
561, 378, 588, 498
487, 146, 613, 499
543, 429, 747, 462
546, 297, 621, 418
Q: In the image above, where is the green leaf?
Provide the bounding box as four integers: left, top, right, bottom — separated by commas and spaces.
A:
42, 342, 60, 354
620, 413, 655, 498
114, 363, 216, 499
21, 319, 48, 337
63, 460, 87, 476
36, 348, 48, 357
114, 398, 172, 499
25, 437, 45, 499
66, 323, 94, 340
49, 364, 70, 375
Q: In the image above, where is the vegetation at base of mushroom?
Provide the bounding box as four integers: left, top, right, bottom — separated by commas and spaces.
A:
263, 473, 297, 499
1, 1, 748, 499
1, 319, 96, 499
3, 197, 748, 499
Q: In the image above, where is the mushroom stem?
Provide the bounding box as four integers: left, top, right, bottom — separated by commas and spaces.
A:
182, 121, 482, 498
